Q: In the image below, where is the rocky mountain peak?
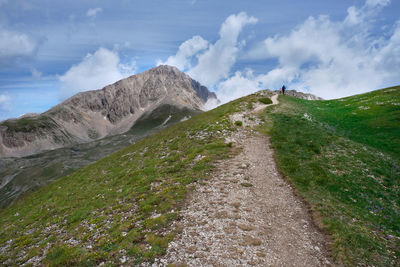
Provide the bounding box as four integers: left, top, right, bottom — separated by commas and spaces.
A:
0, 65, 217, 158
147, 65, 181, 75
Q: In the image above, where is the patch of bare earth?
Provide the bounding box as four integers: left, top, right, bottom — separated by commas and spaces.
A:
153, 95, 332, 266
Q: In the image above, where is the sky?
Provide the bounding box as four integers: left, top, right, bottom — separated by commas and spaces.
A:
0, 0, 399, 120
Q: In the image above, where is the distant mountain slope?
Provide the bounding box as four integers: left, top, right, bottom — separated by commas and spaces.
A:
0, 65, 216, 158
0, 103, 200, 209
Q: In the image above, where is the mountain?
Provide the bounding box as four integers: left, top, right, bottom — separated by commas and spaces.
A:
0, 87, 398, 266
0, 65, 217, 158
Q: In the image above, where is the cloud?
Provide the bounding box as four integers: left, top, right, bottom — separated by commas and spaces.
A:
157, 35, 209, 70
0, 94, 10, 111
212, 67, 299, 105
233, 0, 399, 100
366, 0, 390, 8
159, 12, 257, 89
0, 28, 38, 66
216, 69, 259, 104
59, 47, 136, 99
188, 12, 258, 87
87, 7, 102, 19
31, 68, 42, 79
345, 0, 390, 25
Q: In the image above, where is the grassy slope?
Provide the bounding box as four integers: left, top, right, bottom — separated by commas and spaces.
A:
1, 86, 398, 266
0, 104, 199, 210
261, 86, 400, 266
299, 86, 400, 157
1, 116, 58, 133
0, 96, 254, 266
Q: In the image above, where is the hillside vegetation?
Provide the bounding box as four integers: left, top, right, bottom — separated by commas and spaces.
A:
0, 86, 398, 266
260, 86, 400, 266
0, 94, 254, 266
1, 116, 58, 134
0, 104, 199, 210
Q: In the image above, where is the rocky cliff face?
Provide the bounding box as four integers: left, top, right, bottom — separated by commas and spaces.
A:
0, 65, 217, 158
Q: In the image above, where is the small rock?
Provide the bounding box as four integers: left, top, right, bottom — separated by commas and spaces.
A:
238, 224, 255, 231
187, 246, 197, 254
239, 235, 262, 246
120, 256, 128, 263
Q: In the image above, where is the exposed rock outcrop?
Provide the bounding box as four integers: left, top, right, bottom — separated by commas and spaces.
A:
284, 90, 323, 100
261, 89, 322, 100
0, 65, 217, 158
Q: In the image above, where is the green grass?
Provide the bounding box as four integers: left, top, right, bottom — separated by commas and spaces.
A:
234, 120, 243, 126
0, 96, 249, 266
1, 115, 58, 133
259, 97, 273, 105
0, 104, 202, 210
260, 86, 400, 266
296, 86, 400, 157
2, 86, 397, 266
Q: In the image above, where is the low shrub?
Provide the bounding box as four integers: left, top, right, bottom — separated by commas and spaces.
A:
234, 121, 243, 126
259, 97, 272, 104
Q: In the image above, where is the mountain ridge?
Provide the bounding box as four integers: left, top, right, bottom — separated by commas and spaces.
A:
1, 87, 397, 266
0, 65, 216, 158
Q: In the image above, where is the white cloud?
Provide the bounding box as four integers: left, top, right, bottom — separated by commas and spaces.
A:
158, 1, 398, 103
0, 28, 38, 66
59, 47, 136, 99
0, 94, 10, 110
188, 12, 257, 87
366, 0, 390, 8
234, 0, 399, 100
215, 67, 298, 104
216, 69, 259, 104
160, 12, 257, 88
157, 35, 209, 70
31, 68, 42, 79
87, 7, 102, 19
345, 0, 390, 26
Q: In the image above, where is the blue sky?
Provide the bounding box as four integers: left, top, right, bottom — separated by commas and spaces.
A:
0, 0, 399, 120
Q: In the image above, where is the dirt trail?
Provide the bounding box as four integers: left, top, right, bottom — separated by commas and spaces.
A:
253, 94, 279, 113
154, 94, 331, 266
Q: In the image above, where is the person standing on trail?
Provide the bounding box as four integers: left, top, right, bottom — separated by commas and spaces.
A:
281, 85, 286, 95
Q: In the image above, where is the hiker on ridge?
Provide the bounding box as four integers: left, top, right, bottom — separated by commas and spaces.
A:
281, 85, 286, 95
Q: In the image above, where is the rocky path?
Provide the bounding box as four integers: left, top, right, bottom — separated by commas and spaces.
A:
253, 94, 279, 113
154, 95, 331, 266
